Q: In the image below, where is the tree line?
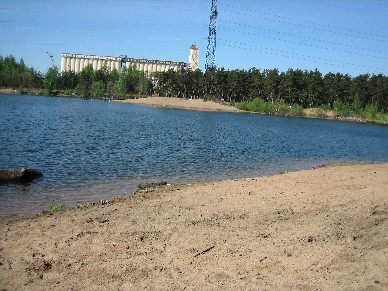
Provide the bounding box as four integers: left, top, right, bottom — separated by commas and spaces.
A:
0, 55, 152, 98
1, 54, 387, 113
155, 68, 387, 113
0, 55, 43, 89
37, 62, 152, 98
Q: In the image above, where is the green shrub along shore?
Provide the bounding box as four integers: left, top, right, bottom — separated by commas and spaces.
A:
1, 54, 387, 123
235, 97, 388, 123
235, 98, 305, 117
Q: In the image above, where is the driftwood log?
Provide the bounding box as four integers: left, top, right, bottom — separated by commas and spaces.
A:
0, 168, 42, 183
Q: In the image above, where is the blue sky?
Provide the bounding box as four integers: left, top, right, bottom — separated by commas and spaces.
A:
1, 0, 387, 76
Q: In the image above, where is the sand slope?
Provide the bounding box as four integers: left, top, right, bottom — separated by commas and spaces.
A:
1, 163, 387, 290
116, 97, 241, 112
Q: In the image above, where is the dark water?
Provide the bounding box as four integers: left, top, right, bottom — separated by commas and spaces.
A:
1, 94, 387, 216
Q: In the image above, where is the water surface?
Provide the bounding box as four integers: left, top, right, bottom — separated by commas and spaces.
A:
1, 94, 387, 215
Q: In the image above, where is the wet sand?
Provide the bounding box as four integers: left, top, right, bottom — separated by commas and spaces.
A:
1, 163, 387, 290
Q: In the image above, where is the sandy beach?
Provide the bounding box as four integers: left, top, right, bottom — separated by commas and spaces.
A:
115, 97, 373, 123
116, 97, 242, 113
1, 163, 387, 290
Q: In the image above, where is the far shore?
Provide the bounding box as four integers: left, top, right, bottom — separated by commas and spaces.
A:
2, 89, 386, 123
116, 96, 242, 113
117, 97, 386, 123
1, 163, 387, 290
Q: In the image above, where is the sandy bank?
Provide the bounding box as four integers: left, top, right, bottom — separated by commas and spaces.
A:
1, 163, 387, 290
116, 97, 242, 113
0, 88, 18, 94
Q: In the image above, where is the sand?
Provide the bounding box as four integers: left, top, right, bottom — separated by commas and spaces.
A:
116, 97, 242, 113
1, 163, 387, 290
117, 97, 378, 123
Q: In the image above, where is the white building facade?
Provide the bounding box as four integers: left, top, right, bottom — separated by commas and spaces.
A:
61, 45, 199, 75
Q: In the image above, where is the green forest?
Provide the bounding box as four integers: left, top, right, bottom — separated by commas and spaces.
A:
1, 54, 387, 122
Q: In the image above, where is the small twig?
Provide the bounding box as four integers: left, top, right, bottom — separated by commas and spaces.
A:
259, 256, 268, 262
194, 246, 215, 257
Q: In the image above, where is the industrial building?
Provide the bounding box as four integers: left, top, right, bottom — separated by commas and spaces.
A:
61, 44, 199, 76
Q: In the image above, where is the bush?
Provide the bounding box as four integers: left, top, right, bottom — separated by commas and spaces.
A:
334, 100, 352, 117
62, 89, 74, 96
374, 112, 388, 124
363, 103, 378, 119
262, 101, 276, 114
236, 98, 304, 117
91, 81, 105, 98
288, 104, 305, 117
274, 99, 289, 115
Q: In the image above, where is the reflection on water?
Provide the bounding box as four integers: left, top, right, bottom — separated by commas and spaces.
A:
1, 94, 387, 215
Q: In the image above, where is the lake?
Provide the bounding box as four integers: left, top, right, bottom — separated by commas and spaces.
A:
1, 94, 387, 216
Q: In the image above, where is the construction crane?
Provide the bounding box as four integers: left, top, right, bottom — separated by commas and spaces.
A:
46, 52, 55, 67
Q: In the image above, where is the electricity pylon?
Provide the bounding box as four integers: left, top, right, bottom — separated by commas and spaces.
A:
205, 0, 217, 70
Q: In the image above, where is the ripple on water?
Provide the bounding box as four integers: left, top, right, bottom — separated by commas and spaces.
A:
0, 94, 388, 215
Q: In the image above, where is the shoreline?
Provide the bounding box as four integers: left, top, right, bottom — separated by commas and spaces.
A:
0, 163, 322, 218
0, 162, 338, 218
2, 90, 386, 124
118, 97, 387, 124
1, 163, 387, 289
116, 96, 242, 113
0, 162, 377, 219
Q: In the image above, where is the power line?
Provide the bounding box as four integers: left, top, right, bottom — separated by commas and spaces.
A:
305, 0, 388, 20
219, 20, 387, 56
218, 25, 388, 60
219, 3, 387, 42
218, 38, 386, 73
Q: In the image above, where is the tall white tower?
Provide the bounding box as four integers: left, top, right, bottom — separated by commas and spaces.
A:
189, 44, 199, 71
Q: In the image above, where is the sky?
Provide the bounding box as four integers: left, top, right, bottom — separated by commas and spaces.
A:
0, 0, 387, 77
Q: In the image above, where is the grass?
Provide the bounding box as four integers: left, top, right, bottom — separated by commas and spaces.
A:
49, 203, 63, 212
236, 98, 388, 124
374, 113, 388, 124
138, 181, 168, 191
236, 98, 305, 117
323, 161, 371, 168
